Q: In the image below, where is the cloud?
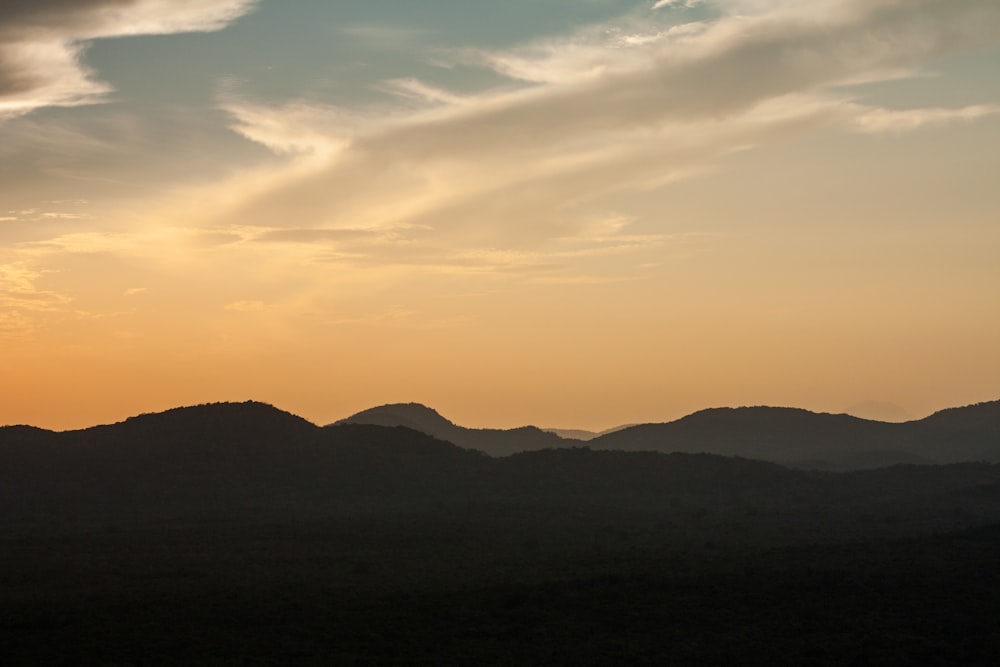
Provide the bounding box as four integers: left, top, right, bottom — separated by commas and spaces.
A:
448, 0, 1000, 148
222, 99, 359, 157
381, 78, 467, 106
338, 23, 428, 51
652, 0, 703, 10
208, 0, 1000, 260
7, 0, 989, 338
852, 104, 1000, 133
0, 259, 74, 337
0, 0, 257, 120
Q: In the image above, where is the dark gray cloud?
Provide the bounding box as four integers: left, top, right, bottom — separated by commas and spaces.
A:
0, 0, 256, 118
0, 0, 134, 27
0, 49, 48, 95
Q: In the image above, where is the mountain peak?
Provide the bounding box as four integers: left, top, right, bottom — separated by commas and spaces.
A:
92, 401, 319, 440
337, 403, 456, 431
335, 403, 568, 456
917, 399, 1000, 429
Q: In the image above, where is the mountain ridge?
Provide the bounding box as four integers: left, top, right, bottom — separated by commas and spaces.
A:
4, 398, 999, 469
336, 401, 568, 456
337, 399, 1000, 468
4, 399, 1000, 533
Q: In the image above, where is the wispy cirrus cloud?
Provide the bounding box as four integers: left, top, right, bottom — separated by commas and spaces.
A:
211, 0, 1000, 257
0, 259, 74, 336
337, 23, 429, 51
851, 104, 1000, 134
10, 0, 999, 339
652, 0, 704, 11
0, 0, 257, 120
222, 98, 358, 158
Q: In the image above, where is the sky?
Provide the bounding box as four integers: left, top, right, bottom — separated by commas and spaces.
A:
1, 0, 999, 431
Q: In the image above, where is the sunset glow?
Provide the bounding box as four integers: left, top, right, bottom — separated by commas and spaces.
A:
2, 0, 999, 430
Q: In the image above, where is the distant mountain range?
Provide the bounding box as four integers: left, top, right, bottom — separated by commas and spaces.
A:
544, 425, 635, 441
3, 399, 1000, 528
335, 402, 632, 447
335, 403, 566, 456
339, 400, 1000, 469
5, 400, 1000, 665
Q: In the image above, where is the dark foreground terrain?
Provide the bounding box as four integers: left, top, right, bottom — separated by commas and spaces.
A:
4, 511, 1000, 665
3, 401, 1000, 664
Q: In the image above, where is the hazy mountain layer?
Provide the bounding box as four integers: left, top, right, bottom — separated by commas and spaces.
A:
590, 402, 1000, 467
338, 400, 1000, 468
336, 402, 568, 456
3, 400, 1000, 529
5, 401, 1000, 663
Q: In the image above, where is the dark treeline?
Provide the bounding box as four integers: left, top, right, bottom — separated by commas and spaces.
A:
4, 401, 1000, 526
3, 400, 1000, 664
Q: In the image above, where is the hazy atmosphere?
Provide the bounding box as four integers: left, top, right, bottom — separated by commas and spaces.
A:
2, 0, 999, 430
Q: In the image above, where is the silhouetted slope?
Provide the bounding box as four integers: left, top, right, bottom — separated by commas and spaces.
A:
542, 425, 634, 441
0, 425, 55, 440
334, 400, 1000, 468
900, 400, 1000, 462
336, 402, 455, 434
337, 402, 568, 456
917, 400, 1000, 430
0, 402, 488, 523
543, 428, 597, 441
493, 448, 815, 507
5, 401, 1000, 531
589, 407, 900, 466
589, 401, 1000, 467
5, 402, 1000, 665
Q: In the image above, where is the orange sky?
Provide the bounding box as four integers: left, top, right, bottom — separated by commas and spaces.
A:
2, 0, 999, 430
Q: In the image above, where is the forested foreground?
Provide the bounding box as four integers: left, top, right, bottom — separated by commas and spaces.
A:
3, 508, 1000, 665
5, 404, 1000, 663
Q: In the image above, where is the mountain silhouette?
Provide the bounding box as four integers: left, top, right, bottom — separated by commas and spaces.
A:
542, 425, 635, 441
589, 401, 1000, 468
543, 427, 598, 441
590, 407, 907, 468
337, 402, 568, 456
0, 402, 489, 523
845, 400, 912, 422
4, 400, 1000, 529
333, 400, 1000, 469
6, 401, 1000, 666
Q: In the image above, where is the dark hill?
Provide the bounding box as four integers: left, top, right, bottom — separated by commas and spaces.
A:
543, 428, 598, 441
916, 400, 1000, 430
590, 407, 903, 467
589, 401, 1000, 468
543, 424, 634, 441
0, 402, 488, 523
73, 401, 322, 458
105, 400, 318, 437
337, 402, 567, 456
0, 424, 56, 443
5, 401, 1000, 665
898, 401, 1000, 462
335, 403, 461, 441
333, 400, 1000, 469
4, 401, 1000, 531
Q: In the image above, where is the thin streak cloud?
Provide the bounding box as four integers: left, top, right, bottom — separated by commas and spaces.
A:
851, 104, 1000, 134
210, 0, 1000, 256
